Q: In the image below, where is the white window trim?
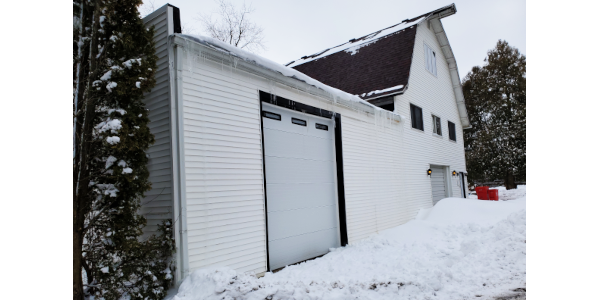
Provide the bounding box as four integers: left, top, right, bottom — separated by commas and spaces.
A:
424, 42, 437, 77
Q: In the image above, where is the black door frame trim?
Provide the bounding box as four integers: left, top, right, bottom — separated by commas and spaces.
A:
258, 91, 349, 271
258, 98, 271, 271
460, 172, 466, 198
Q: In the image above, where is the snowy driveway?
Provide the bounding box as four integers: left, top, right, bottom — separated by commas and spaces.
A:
170, 188, 526, 300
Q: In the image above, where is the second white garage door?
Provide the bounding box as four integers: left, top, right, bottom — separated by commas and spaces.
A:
262, 103, 340, 270
431, 166, 447, 205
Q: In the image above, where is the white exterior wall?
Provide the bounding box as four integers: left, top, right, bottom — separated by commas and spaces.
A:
394, 21, 468, 213
341, 116, 406, 244
179, 54, 266, 275
175, 40, 405, 274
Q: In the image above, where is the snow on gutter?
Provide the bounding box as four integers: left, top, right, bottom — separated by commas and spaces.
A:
360, 85, 405, 98
173, 34, 404, 122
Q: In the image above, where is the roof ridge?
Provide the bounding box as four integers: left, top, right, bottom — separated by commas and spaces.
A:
286, 3, 456, 68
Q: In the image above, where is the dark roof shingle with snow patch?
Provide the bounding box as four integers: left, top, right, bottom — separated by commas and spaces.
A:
291, 26, 417, 100
288, 4, 457, 101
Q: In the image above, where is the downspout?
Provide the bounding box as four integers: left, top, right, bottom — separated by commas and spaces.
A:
166, 21, 183, 285
173, 43, 190, 281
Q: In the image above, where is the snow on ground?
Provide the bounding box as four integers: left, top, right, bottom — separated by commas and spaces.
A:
170, 189, 526, 300
468, 185, 527, 201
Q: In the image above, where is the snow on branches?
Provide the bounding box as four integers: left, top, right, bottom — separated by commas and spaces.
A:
73, 1, 171, 299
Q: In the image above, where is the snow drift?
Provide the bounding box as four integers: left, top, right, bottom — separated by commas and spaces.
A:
171, 194, 526, 300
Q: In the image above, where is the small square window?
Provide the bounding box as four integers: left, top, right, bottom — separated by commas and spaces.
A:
410, 104, 424, 131
448, 121, 456, 141
432, 115, 442, 136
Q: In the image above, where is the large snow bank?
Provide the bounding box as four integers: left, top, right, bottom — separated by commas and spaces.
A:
492, 186, 527, 201
170, 195, 526, 300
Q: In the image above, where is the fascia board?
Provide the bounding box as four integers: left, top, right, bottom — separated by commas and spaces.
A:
428, 17, 471, 128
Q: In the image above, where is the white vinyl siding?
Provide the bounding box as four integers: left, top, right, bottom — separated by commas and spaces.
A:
180, 59, 266, 274
141, 6, 174, 237
394, 22, 468, 209
424, 43, 437, 76
341, 116, 405, 244
173, 38, 409, 274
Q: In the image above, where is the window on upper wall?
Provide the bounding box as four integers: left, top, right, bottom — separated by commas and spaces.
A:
432, 115, 442, 136
448, 121, 456, 141
410, 104, 424, 131
424, 43, 437, 76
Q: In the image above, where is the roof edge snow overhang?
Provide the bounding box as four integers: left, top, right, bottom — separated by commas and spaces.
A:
427, 6, 471, 129
364, 87, 407, 102
170, 34, 404, 123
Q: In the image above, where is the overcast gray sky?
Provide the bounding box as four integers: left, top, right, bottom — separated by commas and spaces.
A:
142, 0, 525, 79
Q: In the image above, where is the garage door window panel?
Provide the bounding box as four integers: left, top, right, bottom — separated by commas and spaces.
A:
315, 123, 328, 131
292, 118, 307, 126
263, 111, 281, 120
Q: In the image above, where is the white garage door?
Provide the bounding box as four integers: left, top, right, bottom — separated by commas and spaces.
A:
262, 103, 340, 270
431, 166, 447, 205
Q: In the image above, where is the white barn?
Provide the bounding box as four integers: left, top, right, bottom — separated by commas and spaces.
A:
141, 3, 470, 283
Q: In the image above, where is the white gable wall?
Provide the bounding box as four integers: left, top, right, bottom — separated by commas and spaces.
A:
394, 21, 468, 212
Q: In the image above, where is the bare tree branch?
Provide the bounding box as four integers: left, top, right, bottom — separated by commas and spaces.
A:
139, 0, 156, 18
195, 0, 267, 53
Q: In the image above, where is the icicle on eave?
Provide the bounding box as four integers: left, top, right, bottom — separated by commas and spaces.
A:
176, 36, 407, 125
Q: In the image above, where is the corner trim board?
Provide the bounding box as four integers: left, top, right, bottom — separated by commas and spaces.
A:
168, 4, 182, 34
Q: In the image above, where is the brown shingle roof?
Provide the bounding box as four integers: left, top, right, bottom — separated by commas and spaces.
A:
292, 26, 417, 100
288, 4, 457, 101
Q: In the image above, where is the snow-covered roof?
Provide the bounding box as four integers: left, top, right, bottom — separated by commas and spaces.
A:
286, 4, 457, 101
285, 16, 426, 68
176, 34, 404, 122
